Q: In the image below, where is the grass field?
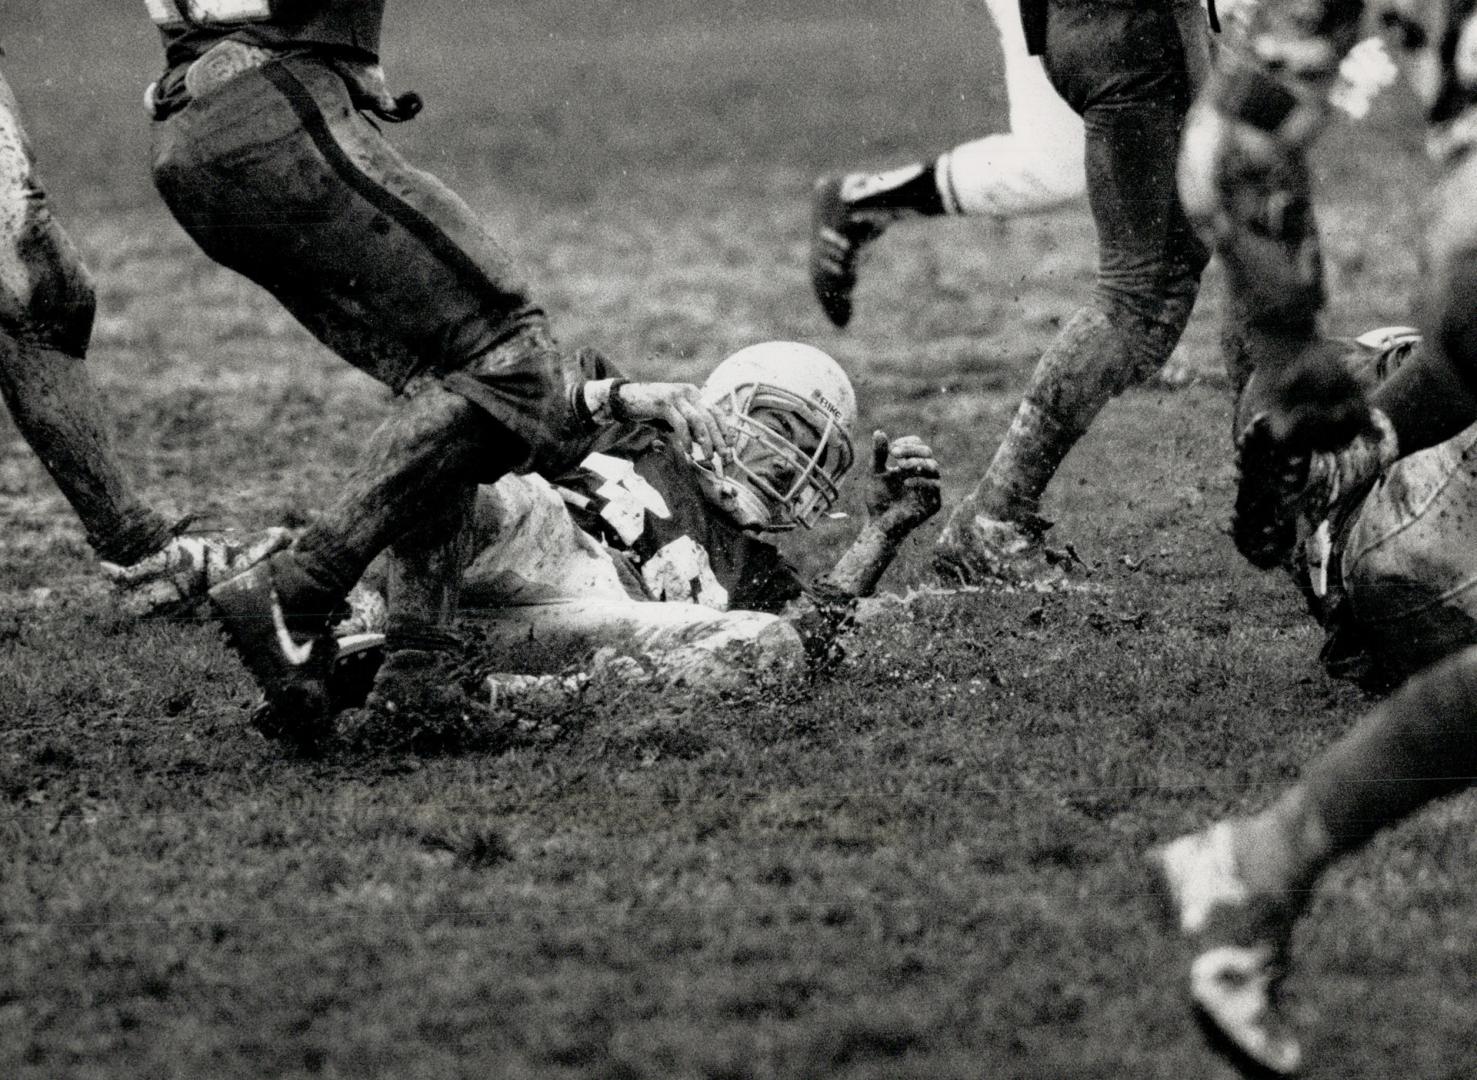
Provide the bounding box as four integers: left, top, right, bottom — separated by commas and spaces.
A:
2, 3, 1473, 1078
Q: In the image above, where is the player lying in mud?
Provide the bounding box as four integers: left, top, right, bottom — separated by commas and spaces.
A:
326, 342, 942, 734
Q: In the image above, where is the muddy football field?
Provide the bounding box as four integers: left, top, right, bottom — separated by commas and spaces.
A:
1, 3, 1472, 1077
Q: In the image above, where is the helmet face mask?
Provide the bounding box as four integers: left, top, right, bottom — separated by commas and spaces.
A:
692, 343, 857, 532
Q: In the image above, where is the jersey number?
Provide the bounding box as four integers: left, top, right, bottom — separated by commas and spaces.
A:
145, 0, 273, 30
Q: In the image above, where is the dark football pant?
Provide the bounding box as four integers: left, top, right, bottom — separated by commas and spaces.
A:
151, 55, 601, 621
941, 0, 1214, 529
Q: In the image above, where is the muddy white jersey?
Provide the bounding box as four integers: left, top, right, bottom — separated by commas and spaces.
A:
554, 430, 805, 613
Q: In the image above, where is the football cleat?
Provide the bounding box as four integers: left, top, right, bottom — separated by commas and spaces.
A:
1150, 824, 1303, 1076
327, 631, 386, 714
1232, 413, 1313, 571
208, 556, 338, 750
808, 175, 891, 328
932, 511, 1086, 591
103, 526, 294, 620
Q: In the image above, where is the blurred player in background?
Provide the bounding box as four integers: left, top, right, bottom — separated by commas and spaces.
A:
0, 58, 287, 617
1267, 328, 1477, 690
1155, 0, 1477, 1071
142, 1, 732, 749
808, 0, 1085, 330
336, 342, 942, 725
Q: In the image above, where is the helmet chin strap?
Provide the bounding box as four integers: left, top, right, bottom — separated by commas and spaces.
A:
694, 462, 779, 531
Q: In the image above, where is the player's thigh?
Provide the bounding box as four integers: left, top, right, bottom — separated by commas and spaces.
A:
150, 57, 536, 390
1044, 3, 1205, 310
0, 68, 94, 355
470, 598, 803, 686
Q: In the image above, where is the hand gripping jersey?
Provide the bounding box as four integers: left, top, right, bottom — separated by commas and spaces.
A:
554, 429, 807, 615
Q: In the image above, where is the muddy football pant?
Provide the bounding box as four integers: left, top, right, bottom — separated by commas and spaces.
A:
0, 67, 174, 565
151, 56, 590, 618
944, 0, 1211, 528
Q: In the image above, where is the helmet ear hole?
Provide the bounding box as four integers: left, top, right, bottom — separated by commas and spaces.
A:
698, 342, 857, 529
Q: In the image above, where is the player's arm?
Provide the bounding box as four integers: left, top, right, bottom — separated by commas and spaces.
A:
778, 432, 940, 668
577, 378, 734, 460
814, 431, 941, 600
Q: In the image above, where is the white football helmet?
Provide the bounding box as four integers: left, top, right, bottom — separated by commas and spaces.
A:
694, 341, 857, 531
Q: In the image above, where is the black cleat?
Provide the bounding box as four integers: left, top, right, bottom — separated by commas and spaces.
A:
808, 175, 890, 328
1231, 414, 1311, 571
208, 557, 338, 750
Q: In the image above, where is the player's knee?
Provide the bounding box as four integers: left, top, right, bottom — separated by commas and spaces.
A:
1092, 255, 1202, 357
0, 245, 95, 358
1086, 292, 1195, 392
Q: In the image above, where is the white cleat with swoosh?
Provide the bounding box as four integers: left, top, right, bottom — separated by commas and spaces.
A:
1150, 824, 1304, 1076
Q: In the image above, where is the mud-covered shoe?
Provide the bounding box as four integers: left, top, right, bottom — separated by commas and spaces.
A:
1232, 414, 1312, 571
809, 175, 892, 328
932, 512, 1083, 590
1234, 339, 1371, 455
1149, 824, 1303, 1076
103, 526, 294, 620
208, 556, 338, 750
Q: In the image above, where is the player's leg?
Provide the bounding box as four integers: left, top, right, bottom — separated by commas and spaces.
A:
934, 2, 1207, 585
151, 58, 589, 742
1152, 644, 1477, 1075
474, 599, 805, 693
1155, 134, 1477, 1075
208, 381, 516, 744
807, 0, 1083, 328
0, 71, 172, 566
342, 481, 485, 725
0, 69, 286, 613
935, 0, 1085, 217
